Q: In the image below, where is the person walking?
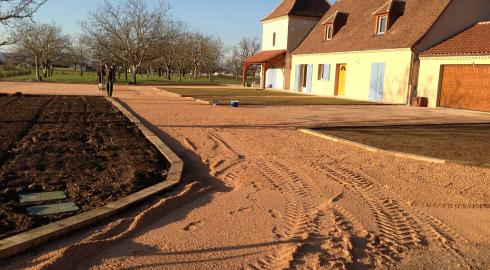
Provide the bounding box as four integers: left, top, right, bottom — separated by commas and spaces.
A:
97, 64, 104, 91
104, 63, 115, 97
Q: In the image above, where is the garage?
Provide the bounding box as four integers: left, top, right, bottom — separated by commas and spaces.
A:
439, 65, 490, 112
417, 21, 490, 111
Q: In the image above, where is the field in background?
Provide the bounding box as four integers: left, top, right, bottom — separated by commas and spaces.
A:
162, 87, 377, 106
3, 68, 244, 85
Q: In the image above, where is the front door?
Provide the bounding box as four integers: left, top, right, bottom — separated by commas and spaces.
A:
336, 64, 347, 96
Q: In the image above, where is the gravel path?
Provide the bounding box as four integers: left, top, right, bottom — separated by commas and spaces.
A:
1, 82, 490, 270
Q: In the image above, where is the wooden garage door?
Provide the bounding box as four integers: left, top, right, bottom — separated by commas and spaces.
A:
439, 65, 490, 112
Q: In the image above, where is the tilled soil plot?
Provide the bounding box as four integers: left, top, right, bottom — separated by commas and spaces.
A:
0, 94, 169, 239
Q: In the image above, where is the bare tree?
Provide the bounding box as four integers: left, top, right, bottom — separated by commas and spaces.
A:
68, 36, 87, 76
81, 0, 169, 84
226, 49, 244, 81
234, 37, 260, 61
11, 21, 69, 81
0, 0, 48, 46
202, 36, 224, 80
232, 37, 260, 79
171, 32, 193, 82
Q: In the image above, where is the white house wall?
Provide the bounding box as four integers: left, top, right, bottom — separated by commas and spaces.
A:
291, 49, 413, 104
418, 55, 490, 107
262, 16, 289, 51
266, 68, 285, 90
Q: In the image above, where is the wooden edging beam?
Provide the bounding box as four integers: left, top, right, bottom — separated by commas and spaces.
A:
0, 97, 183, 260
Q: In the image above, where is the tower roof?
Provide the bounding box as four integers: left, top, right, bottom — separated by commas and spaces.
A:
262, 0, 331, 21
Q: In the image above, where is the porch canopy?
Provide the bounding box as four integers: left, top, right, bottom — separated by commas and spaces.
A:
242, 50, 286, 89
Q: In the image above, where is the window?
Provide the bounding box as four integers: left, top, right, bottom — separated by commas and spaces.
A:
317, 64, 331, 81
301, 65, 308, 88
325, 25, 333, 40
377, 15, 388, 35
272, 33, 276, 47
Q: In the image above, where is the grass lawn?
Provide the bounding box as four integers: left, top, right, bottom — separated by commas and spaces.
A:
6, 69, 240, 85
162, 87, 376, 106
318, 124, 490, 165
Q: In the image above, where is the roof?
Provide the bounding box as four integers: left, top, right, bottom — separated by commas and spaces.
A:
262, 0, 331, 21
421, 22, 490, 57
323, 11, 342, 25
373, 0, 406, 15
293, 0, 452, 55
243, 50, 287, 64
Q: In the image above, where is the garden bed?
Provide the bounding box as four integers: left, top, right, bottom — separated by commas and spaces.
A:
0, 94, 169, 240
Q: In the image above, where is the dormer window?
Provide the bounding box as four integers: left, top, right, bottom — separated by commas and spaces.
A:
325, 25, 333, 40
321, 11, 348, 41
272, 33, 276, 47
376, 15, 388, 35
373, 0, 406, 35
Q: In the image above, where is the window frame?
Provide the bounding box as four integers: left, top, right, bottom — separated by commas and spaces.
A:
376, 15, 388, 35
324, 24, 334, 40
317, 64, 331, 81
318, 64, 324, 80
272, 32, 276, 47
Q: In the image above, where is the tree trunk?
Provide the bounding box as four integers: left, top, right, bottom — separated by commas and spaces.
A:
34, 57, 40, 81
166, 65, 171, 80
131, 66, 137, 84
124, 65, 128, 81
80, 65, 83, 76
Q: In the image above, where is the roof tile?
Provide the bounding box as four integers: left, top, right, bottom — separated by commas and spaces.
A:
263, 0, 330, 21
421, 22, 490, 56
293, 0, 451, 55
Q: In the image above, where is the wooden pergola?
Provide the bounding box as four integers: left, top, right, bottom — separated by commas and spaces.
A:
242, 50, 287, 89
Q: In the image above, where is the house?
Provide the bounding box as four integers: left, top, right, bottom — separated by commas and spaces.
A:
242, 0, 330, 89
417, 22, 490, 112
245, 0, 490, 109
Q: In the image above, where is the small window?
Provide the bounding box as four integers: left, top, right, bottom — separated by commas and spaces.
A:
317, 64, 331, 81
377, 15, 387, 35
272, 33, 276, 47
325, 25, 333, 40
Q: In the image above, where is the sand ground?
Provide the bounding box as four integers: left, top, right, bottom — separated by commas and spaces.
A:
1, 82, 490, 270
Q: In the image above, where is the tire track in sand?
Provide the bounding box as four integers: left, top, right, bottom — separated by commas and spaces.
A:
207, 132, 247, 189
308, 160, 477, 269
210, 132, 355, 270
203, 131, 476, 269
244, 158, 315, 270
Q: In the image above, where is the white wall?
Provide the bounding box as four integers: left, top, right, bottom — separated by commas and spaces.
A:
266, 68, 285, 90
291, 49, 413, 103
418, 55, 490, 107
262, 16, 289, 51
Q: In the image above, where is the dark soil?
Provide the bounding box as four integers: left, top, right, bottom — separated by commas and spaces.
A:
0, 95, 169, 240
319, 124, 490, 165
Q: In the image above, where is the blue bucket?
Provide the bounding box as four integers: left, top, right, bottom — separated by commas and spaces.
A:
230, 100, 239, 108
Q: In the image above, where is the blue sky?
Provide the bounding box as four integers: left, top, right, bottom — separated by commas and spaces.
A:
31, 0, 284, 47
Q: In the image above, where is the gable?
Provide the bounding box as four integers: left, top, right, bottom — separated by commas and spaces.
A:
293, 0, 452, 55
